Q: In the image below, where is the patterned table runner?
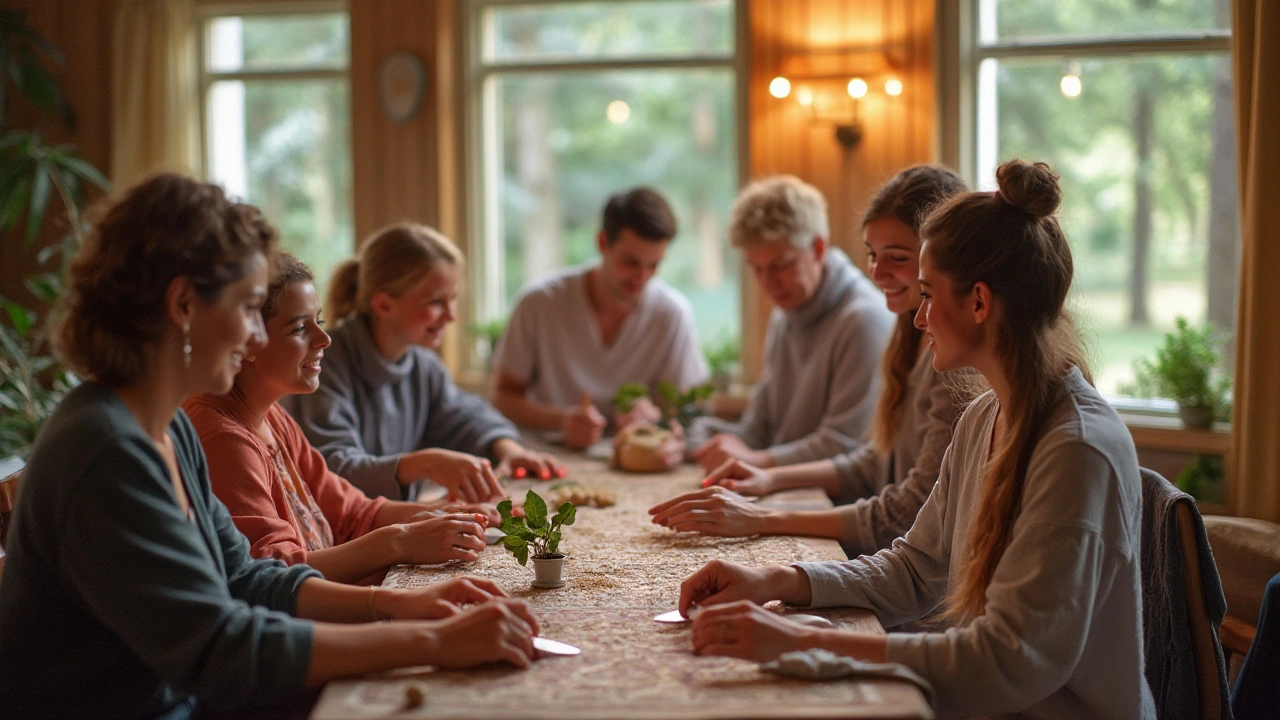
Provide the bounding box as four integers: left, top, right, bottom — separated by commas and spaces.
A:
311, 449, 933, 720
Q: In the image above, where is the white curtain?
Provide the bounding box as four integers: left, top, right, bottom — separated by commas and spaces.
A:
111, 0, 200, 190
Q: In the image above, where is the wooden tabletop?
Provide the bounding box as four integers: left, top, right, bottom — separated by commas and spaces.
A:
310, 444, 933, 720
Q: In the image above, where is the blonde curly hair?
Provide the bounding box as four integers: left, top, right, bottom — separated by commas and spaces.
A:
728, 175, 829, 250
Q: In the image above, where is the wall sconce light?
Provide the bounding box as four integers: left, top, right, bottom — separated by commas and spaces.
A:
769, 70, 903, 150
767, 40, 906, 151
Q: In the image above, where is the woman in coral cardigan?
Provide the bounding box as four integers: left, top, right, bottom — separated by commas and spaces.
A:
185, 253, 496, 584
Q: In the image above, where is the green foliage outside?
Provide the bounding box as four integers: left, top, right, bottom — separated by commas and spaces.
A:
988, 0, 1236, 397
0, 11, 108, 459
469, 317, 507, 361
496, 491, 576, 564
1127, 316, 1232, 421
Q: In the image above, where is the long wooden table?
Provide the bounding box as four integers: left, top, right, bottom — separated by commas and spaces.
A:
311, 447, 932, 720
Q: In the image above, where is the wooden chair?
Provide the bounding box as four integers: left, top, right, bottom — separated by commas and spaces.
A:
1140, 467, 1232, 720
0, 469, 20, 578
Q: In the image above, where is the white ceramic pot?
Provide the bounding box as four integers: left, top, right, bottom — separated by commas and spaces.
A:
531, 554, 566, 588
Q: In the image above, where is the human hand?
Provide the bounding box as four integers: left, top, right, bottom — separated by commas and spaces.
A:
379, 576, 509, 620
616, 396, 661, 431
691, 433, 769, 474
421, 597, 542, 669
690, 600, 819, 662
392, 513, 488, 566
415, 501, 503, 527
563, 393, 607, 449
648, 486, 775, 537
409, 449, 504, 503
677, 559, 810, 616
493, 438, 567, 481
700, 458, 775, 496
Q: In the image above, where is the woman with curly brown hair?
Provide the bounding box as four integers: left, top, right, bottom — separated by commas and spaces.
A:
673, 160, 1153, 719
0, 174, 540, 719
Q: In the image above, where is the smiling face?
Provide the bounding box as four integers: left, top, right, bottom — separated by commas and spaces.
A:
598, 228, 669, 304
380, 263, 459, 351
246, 280, 331, 400
188, 252, 269, 395
914, 245, 986, 373
743, 237, 826, 311
864, 216, 922, 315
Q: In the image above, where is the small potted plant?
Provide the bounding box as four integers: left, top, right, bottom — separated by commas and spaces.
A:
657, 380, 715, 429
702, 335, 740, 394
1131, 316, 1233, 429
496, 490, 575, 588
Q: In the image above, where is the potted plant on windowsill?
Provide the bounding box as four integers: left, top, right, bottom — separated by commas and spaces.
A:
1131, 316, 1232, 430
496, 490, 576, 588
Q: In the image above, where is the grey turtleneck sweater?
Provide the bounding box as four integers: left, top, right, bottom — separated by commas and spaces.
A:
283, 313, 519, 501
691, 248, 895, 466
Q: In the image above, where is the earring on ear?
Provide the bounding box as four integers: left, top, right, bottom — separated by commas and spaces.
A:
182, 320, 192, 369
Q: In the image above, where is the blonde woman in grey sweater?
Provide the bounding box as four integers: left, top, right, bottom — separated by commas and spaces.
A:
650, 166, 969, 558
675, 160, 1153, 719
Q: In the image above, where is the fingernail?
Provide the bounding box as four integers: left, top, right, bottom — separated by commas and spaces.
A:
514, 468, 527, 479
539, 470, 550, 479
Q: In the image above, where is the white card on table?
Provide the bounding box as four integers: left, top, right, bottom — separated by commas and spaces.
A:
653, 608, 700, 623
533, 636, 581, 656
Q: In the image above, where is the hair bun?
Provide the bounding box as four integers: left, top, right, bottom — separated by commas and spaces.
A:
995, 159, 1061, 218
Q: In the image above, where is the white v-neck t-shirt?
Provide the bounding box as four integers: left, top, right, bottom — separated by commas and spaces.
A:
493, 264, 707, 422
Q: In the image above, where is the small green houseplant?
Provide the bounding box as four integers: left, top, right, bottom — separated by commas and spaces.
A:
702, 335, 740, 393
469, 317, 507, 365
497, 490, 575, 587
657, 380, 715, 429
1131, 317, 1232, 429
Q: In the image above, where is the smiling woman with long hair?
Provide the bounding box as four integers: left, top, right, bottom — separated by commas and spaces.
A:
185, 253, 497, 585
672, 160, 1152, 719
0, 176, 540, 719
284, 223, 565, 505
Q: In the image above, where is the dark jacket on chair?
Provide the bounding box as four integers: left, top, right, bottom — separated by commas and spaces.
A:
1141, 467, 1233, 720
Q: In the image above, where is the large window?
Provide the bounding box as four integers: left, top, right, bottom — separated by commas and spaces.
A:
199, 7, 353, 298
467, 0, 742, 363
962, 0, 1237, 399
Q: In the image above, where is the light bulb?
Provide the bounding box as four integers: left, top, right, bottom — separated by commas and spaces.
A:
847, 78, 868, 99
606, 100, 631, 124
769, 76, 791, 99
796, 86, 814, 107
1060, 73, 1082, 97
884, 77, 903, 96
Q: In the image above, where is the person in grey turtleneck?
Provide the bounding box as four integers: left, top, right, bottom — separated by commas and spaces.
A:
689, 175, 895, 473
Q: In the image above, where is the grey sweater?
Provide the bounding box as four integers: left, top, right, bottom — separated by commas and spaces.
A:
832, 348, 963, 557
283, 313, 519, 501
691, 249, 895, 465
0, 383, 320, 719
798, 368, 1155, 719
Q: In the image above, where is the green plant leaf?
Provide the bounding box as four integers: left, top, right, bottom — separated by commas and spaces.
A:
498, 516, 524, 535
524, 489, 547, 529
1, 298, 33, 335
513, 543, 529, 566
613, 381, 650, 412
24, 158, 51, 244
496, 498, 513, 520
23, 272, 58, 303
553, 501, 576, 527
547, 533, 560, 555
501, 534, 526, 551
57, 154, 109, 191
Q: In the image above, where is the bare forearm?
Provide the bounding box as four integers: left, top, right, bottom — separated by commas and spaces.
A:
762, 509, 844, 540
766, 459, 843, 496
297, 529, 399, 585
374, 500, 434, 527
295, 576, 397, 622
491, 390, 566, 431
306, 622, 435, 685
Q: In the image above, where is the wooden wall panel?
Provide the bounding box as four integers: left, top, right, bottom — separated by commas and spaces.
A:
744, 0, 935, 374
0, 0, 114, 307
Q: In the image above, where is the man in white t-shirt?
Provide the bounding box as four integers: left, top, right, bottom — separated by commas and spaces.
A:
490, 187, 708, 449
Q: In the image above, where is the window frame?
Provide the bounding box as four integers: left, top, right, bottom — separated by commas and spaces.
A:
459, 0, 750, 374
195, 1, 351, 190
938, 0, 1233, 422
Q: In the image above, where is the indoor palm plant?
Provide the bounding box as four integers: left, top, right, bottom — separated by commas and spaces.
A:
0, 10, 109, 459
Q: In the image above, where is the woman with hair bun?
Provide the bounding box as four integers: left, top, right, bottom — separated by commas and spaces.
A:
674, 160, 1153, 719
0, 175, 541, 719
284, 223, 565, 504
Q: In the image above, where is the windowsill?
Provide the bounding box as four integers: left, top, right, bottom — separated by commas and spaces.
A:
1118, 412, 1231, 455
